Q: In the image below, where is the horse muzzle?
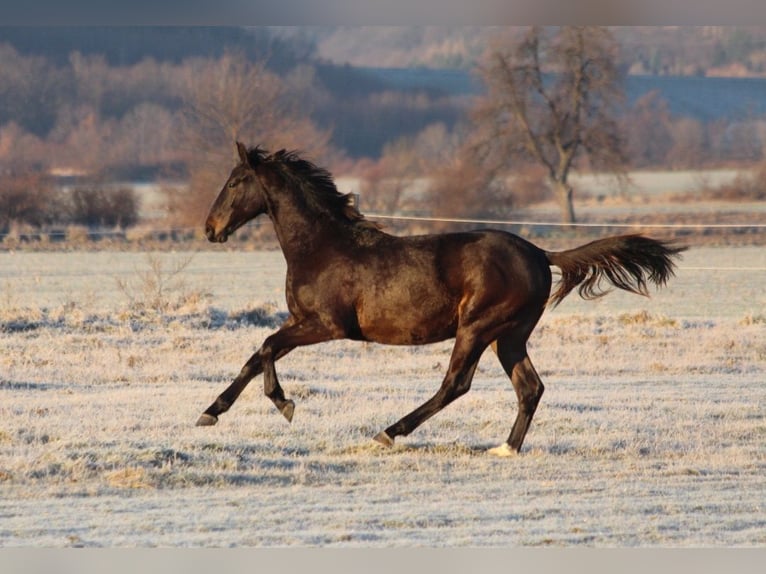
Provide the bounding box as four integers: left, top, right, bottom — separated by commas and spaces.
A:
205, 221, 228, 243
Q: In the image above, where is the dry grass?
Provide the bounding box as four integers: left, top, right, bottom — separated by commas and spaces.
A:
0, 247, 764, 546
690, 163, 766, 202
114, 253, 211, 319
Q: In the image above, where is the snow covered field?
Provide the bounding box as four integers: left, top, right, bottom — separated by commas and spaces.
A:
1, 246, 764, 547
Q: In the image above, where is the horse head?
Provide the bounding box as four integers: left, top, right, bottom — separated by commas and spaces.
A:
205, 141, 269, 243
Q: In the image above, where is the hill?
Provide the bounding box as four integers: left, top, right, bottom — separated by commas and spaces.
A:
299, 26, 766, 77
1, 26, 766, 162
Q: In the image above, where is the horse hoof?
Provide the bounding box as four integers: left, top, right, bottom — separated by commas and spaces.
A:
280, 400, 295, 423
196, 413, 218, 426
487, 443, 518, 458
373, 431, 394, 447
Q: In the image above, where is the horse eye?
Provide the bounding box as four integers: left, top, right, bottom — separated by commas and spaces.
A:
227, 181, 237, 189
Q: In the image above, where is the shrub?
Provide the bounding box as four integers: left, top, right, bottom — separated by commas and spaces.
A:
64, 225, 90, 245
696, 162, 766, 201
115, 254, 208, 319
67, 187, 140, 229
0, 169, 57, 234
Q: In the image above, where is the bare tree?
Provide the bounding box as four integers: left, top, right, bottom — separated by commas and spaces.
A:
0, 168, 56, 233
67, 187, 139, 230
667, 117, 707, 168
358, 138, 420, 213
175, 51, 331, 227
623, 90, 674, 168
360, 123, 460, 214
471, 27, 627, 223
48, 105, 115, 174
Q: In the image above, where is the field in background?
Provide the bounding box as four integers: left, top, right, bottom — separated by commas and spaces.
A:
1, 247, 764, 546
3, 168, 765, 251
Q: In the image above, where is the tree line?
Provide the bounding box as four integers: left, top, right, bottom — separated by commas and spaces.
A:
1, 26, 765, 236
362, 28, 766, 224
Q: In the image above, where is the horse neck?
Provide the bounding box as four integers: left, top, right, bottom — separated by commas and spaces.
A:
263, 179, 350, 265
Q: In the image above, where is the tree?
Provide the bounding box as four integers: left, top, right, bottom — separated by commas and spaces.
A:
0, 44, 67, 137
0, 168, 56, 234
667, 117, 707, 168
359, 137, 421, 213
360, 123, 459, 214
174, 51, 331, 227
67, 187, 139, 229
471, 27, 627, 223
623, 90, 673, 168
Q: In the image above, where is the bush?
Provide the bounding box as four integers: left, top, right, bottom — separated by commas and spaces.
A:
508, 164, 552, 206
0, 169, 57, 234
64, 225, 90, 245
696, 162, 766, 201
67, 187, 140, 229
115, 254, 207, 319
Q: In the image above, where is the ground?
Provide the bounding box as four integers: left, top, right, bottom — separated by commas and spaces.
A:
0, 247, 764, 546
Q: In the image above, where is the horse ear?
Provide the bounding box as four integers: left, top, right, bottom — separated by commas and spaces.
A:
236, 141, 250, 167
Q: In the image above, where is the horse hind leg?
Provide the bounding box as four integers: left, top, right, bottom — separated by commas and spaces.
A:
373, 361, 480, 447
488, 336, 545, 456
374, 331, 485, 447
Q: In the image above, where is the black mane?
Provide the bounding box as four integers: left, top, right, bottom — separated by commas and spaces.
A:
248, 146, 378, 229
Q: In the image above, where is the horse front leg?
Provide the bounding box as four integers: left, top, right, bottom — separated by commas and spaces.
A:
258, 318, 344, 422
196, 346, 294, 426
198, 318, 340, 426
196, 315, 298, 426
262, 345, 296, 423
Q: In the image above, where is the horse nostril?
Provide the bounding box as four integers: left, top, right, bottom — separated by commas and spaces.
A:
205, 217, 228, 242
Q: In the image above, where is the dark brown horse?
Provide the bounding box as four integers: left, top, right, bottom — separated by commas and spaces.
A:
198, 142, 686, 455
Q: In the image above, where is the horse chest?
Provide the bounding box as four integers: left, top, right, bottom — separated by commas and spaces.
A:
285, 267, 356, 313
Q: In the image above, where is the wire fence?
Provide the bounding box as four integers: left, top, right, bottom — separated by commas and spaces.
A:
365, 213, 766, 230
1, 212, 765, 247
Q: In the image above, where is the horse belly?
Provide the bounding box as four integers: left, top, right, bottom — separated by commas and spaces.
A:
355, 288, 457, 345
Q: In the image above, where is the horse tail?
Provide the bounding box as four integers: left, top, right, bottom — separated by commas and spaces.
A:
544, 234, 687, 308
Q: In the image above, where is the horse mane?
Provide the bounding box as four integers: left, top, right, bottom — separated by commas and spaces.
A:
248, 146, 380, 230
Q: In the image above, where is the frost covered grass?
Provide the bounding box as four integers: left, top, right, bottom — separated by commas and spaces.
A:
0, 247, 764, 547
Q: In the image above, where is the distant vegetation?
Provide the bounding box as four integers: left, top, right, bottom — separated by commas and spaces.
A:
305, 26, 766, 76
1, 27, 765, 236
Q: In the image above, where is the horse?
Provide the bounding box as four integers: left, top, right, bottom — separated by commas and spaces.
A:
198, 142, 686, 456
